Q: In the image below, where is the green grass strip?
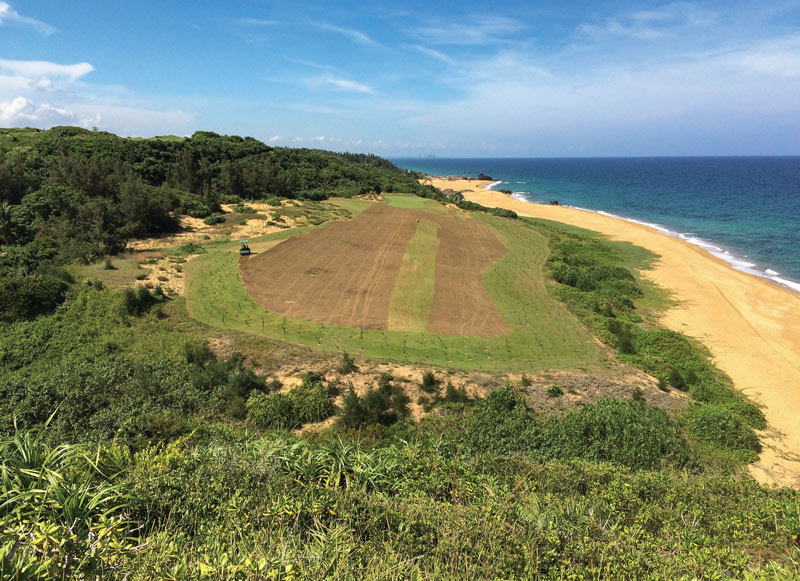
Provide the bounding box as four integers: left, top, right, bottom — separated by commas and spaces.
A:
387, 219, 440, 332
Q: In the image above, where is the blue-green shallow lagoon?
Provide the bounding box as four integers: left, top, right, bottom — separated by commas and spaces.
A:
393, 157, 800, 293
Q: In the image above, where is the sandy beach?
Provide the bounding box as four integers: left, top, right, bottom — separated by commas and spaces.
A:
430, 177, 800, 488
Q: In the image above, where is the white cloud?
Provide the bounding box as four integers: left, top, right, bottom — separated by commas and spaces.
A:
738, 35, 800, 78
268, 134, 282, 142
0, 96, 75, 125
321, 75, 375, 94
0, 57, 193, 137
402, 28, 800, 156
576, 3, 717, 41
315, 23, 381, 47
0, 58, 94, 81
411, 45, 457, 66
233, 17, 277, 27
0, 2, 55, 35
415, 16, 524, 46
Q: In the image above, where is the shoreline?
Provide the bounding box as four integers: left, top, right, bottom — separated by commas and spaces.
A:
429, 176, 800, 488
484, 180, 800, 296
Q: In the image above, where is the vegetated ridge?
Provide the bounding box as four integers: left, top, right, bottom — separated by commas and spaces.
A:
0, 128, 798, 579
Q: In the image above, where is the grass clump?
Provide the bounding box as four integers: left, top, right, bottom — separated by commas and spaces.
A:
172, 241, 206, 256
336, 351, 357, 374
546, 384, 564, 397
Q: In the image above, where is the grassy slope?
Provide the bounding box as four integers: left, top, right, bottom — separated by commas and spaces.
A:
183, 202, 604, 371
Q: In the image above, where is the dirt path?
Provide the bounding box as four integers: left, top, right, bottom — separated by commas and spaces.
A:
431, 178, 800, 488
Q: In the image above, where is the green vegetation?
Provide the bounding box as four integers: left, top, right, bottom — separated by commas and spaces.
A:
0, 127, 426, 270
247, 372, 335, 430
530, 217, 766, 465
1, 130, 795, 578
336, 351, 358, 374
5, 402, 799, 578
0, 255, 796, 579
338, 373, 411, 429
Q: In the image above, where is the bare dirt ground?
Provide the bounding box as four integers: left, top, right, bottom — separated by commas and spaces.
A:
240, 202, 510, 337
427, 209, 511, 336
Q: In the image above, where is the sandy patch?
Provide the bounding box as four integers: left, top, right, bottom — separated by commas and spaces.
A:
127, 201, 304, 252
427, 177, 800, 487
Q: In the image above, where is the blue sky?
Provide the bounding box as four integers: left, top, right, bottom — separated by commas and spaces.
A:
1, 1, 799, 156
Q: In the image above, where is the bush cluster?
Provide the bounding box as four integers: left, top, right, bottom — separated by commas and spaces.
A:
536, 220, 765, 462
0, 275, 69, 323
247, 372, 335, 430
338, 372, 410, 429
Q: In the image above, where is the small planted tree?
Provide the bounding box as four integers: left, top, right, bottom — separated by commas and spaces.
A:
336, 351, 357, 374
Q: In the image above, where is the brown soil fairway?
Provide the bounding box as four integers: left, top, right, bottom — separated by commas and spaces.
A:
240, 203, 510, 336
427, 211, 511, 336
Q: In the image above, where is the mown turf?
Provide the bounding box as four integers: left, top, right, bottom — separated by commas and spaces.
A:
387, 219, 440, 332
383, 193, 450, 214
184, 203, 604, 370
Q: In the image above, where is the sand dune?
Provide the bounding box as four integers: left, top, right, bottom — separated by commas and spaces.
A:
431, 177, 800, 488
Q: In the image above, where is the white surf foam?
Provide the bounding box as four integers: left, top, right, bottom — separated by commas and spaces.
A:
513, 194, 800, 295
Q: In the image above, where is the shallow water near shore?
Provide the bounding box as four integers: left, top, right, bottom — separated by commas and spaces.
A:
393, 157, 800, 292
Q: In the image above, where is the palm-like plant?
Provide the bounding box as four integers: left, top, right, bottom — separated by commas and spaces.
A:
0, 422, 136, 578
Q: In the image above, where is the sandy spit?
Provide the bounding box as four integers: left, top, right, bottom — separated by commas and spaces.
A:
429, 177, 800, 488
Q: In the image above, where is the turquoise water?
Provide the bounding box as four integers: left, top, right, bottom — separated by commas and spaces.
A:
392, 157, 800, 293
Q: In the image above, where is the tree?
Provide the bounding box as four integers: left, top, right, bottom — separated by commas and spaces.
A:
0, 201, 12, 245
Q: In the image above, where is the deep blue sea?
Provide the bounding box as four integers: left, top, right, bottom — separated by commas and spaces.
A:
392, 157, 800, 293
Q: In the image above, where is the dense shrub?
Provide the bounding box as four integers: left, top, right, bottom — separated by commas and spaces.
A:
491, 207, 518, 219
235, 202, 255, 213
122, 285, 164, 316
684, 404, 761, 453
338, 373, 410, 429
247, 392, 297, 430
291, 376, 336, 425
420, 371, 440, 395
546, 399, 694, 470
246, 373, 334, 430
465, 385, 543, 454
0, 275, 69, 323
203, 213, 225, 225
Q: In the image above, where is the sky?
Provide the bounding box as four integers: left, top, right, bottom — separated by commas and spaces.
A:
1, 0, 800, 157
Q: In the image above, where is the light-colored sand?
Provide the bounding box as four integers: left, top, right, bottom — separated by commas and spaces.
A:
429, 177, 800, 488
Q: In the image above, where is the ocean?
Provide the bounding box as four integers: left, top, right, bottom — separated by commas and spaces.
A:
391, 157, 800, 293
